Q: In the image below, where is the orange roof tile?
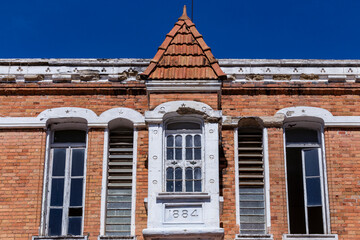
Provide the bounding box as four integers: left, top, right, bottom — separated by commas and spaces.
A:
140, 6, 226, 80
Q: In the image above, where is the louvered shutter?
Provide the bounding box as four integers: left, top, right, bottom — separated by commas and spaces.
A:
105, 130, 133, 236
238, 129, 266, 234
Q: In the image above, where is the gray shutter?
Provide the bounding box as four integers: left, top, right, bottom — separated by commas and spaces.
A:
238, 129, 266, 234
105, 130, 133, 236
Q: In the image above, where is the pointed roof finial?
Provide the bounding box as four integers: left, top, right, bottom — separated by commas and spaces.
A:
178, 5, 190, 20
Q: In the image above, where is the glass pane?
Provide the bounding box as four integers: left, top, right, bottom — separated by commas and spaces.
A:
286, 128, 318, 144
49, 209, 62, 236
50, 179, 64, 206
166, 168, 174, 180
194, 148, 201, 160
68, 217, 82, 235
167, 122, 200, 130
175, 148, 182, 160
306, 177, 322, 206
308, 206, 324, 234
52, 148, 66, 176
286, 147, 306, 234
69, 207, 82, 216
166, 180, 174, 192
175, 180, 182, 192
304, 149, 320, 177
54, 130, 86, 143
186, 180, 193, 192
167, 148, 174, 160
71, 149, 85, 176
70, 179, 83, 206
194, 135, 201, 147
175, 135, 182, 147
186, 135, 192, 147
175, 167, 182, 180
167, 135, 174, 147
186, 148, 192, 160
194, 180, 201, 192
185, 168, 193, 180
194, 168, 201, 179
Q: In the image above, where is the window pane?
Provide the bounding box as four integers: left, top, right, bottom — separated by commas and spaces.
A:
186, 181, 193, 192
185, 168, 193, 180
167, 135, 174, 147
166, 168, 174, 180
167, 148, 174, 160
186, 135, 192, 147
194, 180, 201, 192
69, 207, 82, 216
70, 179, 83, 206
166, 181, 174, 192
71, 149, 85, 176
49, 209, 62, 236
286, 128, 318, 144
308, 206, 324, 234
304, 149, 320, 177
54, 130, 86, 143
68, 217, 82, 235
175, 148, 182, 160
186, 148, 193, 160
52, 148, 66, 176
50, 179, 64, 206
194, 167, 201, 179
175, 181, 182, 192
175, 135, 182, 147
286, 148, 306, 234
194, 135, 201, 147
194, 148, 201, 160
175, 167, 182, 180
306, 177, 322, 206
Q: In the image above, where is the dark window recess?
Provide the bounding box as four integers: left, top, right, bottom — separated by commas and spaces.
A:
105, 129, 133, 236
167, 122, 200, 130
286, 148, 306, 234
285, 129, 324, 235
54, 130, 86, 143
285, 128, 318, 144
238, 128, 266, 235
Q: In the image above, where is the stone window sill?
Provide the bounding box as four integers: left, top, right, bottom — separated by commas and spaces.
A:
32, 236, 88, 240
98, 236, 135, 240
235, 234, 273, 240
283, 234, 338, 240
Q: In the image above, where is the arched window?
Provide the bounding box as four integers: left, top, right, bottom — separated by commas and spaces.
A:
285, 123, 327, 235
47, 129, 87, 236
165, 121, 203, 192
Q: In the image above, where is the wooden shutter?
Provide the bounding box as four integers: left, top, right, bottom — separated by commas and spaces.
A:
238, 129, 266, 234
105, 129, 133, 236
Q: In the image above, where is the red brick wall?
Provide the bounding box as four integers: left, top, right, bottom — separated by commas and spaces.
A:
325, 129, 360, 240
135, 129, 149, 240
149, 93, 219, 110
0, 129, 45, 239
83, 129, 104, 238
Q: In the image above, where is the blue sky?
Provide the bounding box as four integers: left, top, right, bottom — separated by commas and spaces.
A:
0, 0, 359, 59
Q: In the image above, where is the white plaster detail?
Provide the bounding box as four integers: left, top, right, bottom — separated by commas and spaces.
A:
145, 101, 221, 124
153, 155, 158, 160
276, 106, 360, 127
209, 129, 214, 133
209, 155, 214, 159
153, 180, 158, 184
0, 107, 145, 129
282, 234, 338, 240
144, 101, 223, 239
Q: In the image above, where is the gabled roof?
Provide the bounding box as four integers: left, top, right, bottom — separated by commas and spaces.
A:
140, 6, 226, 80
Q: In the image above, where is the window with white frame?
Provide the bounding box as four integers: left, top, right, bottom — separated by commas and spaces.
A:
46, 129, 87, 236
165, 121, 203, 192
285, 124, 327, 234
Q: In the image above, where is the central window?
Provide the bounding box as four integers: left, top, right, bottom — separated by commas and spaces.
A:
165, 121, 203, 192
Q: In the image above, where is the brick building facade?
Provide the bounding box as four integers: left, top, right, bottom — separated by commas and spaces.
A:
1, 6, 359, 240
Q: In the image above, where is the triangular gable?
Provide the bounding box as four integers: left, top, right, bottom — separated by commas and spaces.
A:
141, 6, 226, 80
